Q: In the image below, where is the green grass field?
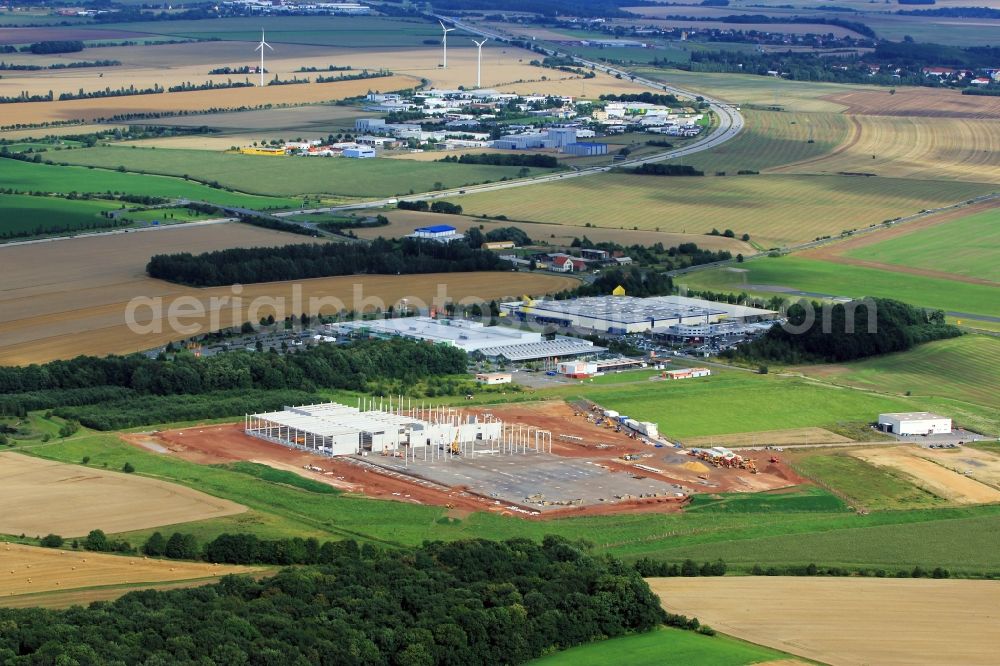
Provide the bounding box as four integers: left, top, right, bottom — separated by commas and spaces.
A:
452, 174, 995, 248
680, 255, 1000, 318
685, 487, 847, 513
96, 15, 475, 47
119, 206, 212, 224
793, 453, 946, 511
802, 336, 1000, 414
52, 146, 555, 199
846, 208, 1000, 283
551, 373, 916, 440
528, 627, 791, 666
0, 158, 297, 209
0, 194, 119, 238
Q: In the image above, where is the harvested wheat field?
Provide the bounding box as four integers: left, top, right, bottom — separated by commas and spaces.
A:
0, 222, 577, 364
771, 114, 1000, 183
370, 210, 752, 252
0, 542, 260, 609
0, 452, 246, 537
0, 75, 419, 125
682, 427, 854, 448
824, 86, 1000, 119
850, 446, 1000, 504
651, 576, 1000, 666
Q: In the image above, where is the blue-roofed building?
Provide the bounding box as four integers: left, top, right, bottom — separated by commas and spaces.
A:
408, 224, 463, 243
562, 142, 608, 156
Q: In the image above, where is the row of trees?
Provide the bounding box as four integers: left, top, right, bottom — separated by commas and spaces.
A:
0, 338, 467, 397
732, 298, 961, 363
626, 163, 704, 177
0, 536, 667, 665
438, 153, 560, 168
466, 225, 533, 248
146, 236, 507, 286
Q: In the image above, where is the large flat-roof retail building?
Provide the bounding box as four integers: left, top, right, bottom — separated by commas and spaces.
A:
335, 317, 605, 362
501, 295, 776, 335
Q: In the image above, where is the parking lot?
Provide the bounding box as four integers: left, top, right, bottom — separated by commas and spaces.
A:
371, 452, 686, 511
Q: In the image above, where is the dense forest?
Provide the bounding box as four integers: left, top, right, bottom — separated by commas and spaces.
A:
146, 237, 510, 287
0, 537, 667, 665
0, 339, 467, 424
731, 298, 960, 363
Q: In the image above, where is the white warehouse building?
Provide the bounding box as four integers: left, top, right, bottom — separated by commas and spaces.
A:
877, 412, 952, 436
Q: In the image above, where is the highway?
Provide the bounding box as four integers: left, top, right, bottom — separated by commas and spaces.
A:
279, 17, 744, 217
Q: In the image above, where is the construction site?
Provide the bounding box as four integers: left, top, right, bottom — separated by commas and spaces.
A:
129, 399, 801, 519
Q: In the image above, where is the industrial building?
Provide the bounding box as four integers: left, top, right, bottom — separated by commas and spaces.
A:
877, 412, 952, 436
562, 142, 608, 157
343, 146, 376, 158
501, 295, 776, 334
407, 224, 463, 242
476, 372, 512, 385
246, 400, 551, 460
663, 367, 711, 380
336, 317, 540, 352
477, 338, 606, 363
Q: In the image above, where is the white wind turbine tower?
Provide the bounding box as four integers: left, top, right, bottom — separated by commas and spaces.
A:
472, 38, 488, 88
439, 20, 455, 69
255, 29, 273, 87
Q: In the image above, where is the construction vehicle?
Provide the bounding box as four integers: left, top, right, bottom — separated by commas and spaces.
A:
769, 456, 780, 464
450, 433, 461, 456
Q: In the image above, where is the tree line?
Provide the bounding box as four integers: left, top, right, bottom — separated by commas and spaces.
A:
27, 40, 84, 54
600, 92, 683, 107
0, 338, 466, 395
625, 163, 704, 177
730, 298, 960, 363
438, 153, 560, 168
0, 536, 667, 665
146, 237, 508, 287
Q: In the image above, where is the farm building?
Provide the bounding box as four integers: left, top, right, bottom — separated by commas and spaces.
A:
245, 400, 550, 459
475, 372, 512, 385
482, 240, 516, 250
335, 316, 540, 352
408, 224, 462, 242
877, 412, 952, 436
501, 295, 776, 334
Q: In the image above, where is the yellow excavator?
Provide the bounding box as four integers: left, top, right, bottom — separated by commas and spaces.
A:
450, 433, 461, 456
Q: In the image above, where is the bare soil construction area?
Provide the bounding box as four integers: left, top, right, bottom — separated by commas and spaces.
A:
0, 542, 259, 609
132, 399, 802, 519
850, 446, 1000, 504
0, 452, 246, 537
0, 223, 576, 364
651, 576, 1000, 666
913, 446, 1000, 491
682, 427, 854, 448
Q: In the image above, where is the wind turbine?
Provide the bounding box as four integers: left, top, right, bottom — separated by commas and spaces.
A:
255, 29, 273, 87
439, 20, 455, 69
472, 38, 487, 88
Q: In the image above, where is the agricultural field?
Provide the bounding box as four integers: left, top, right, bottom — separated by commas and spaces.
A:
851, 447, 1000, 505
797, 335, 1000, 431
652, 577, 1000, 666
792, 453, 946, 510
527, 627, 793, 666
0, 158, 298, 209
0, 542, 260, 609
0, 452, 246, 537
680, 255, 1000, 319
0, 194, 120, 239
661, 108, 852, 175
50, 146, 560, 199
0, 74, 421, 126
451, 173, 995, 248
842, 206, 1000, 282
0, 221, 578, 364
367, 210, 753, 253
